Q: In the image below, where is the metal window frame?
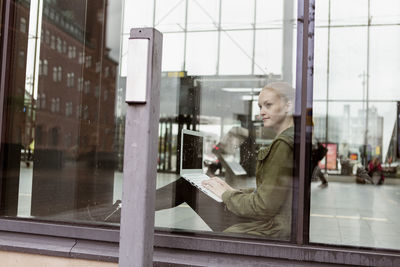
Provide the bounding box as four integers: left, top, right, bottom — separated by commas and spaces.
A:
1, 0, 400, 266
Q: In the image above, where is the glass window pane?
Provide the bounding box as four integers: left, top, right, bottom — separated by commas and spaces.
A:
155, 0, 185, 32
314, 28, 328, 100
370, 26, 400, 100
219, 30, 253, 75
254, 29, 282, 75
187, 0, 219, 31
371, 0, 400, 24
162, 33, 184, 71
312, 1, 400, 251
221, 0, 254, 30
329, 27, 367, 100
153, 0, 298, 243
314, 0, 329, 27
0, 0, 122, 225
256, 0, 283, 28
186, 32, 218, 75
330, 0, 368, 26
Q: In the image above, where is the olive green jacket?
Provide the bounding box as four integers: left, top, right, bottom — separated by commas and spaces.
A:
221, 127, 294, 240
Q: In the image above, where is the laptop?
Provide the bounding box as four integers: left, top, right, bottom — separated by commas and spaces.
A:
219, 154, 247, 176
180, 129, 222, 202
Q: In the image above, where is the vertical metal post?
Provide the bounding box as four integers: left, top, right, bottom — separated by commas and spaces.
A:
324, 0, 331, 173
182, 0, 188, 71
364, 0, 371, 166
216, 0, 222, 75
119, 28, 162, 267
294, 0, 314, 245
251, 0, 257, 75
282, 0, 295, 84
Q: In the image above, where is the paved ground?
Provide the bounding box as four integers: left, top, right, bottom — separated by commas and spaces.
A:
154, 173, 400, 251
16, 164, 400, 251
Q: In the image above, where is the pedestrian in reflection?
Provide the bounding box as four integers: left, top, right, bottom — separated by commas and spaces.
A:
155, 82, 294, 240
340, 155, 373, 184
368, 157, 384, 185
310, 125, 328, 188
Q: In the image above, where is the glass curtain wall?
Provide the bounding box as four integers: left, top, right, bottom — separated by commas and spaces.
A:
2, 0, 400, 253
311, 0, 400, 250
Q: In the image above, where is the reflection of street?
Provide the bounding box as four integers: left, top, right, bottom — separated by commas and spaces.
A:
154, 173, 400, 250
310, 177, 400, 250
17, 166, 400, 250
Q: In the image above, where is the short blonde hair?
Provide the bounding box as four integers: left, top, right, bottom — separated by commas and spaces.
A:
261, 82, 295, 103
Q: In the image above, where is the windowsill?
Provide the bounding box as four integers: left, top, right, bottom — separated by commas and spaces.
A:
2, 230, 400, 266
0, 231, 119, 262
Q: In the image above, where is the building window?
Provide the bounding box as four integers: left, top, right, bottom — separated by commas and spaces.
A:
77, 78, 83, 92
39, 60, 43, 75
83, 105, 89, 120
52, 67, 57, 82
50, 98, 56, 112
40, 29, 44, 43
56, 98, 60, 112
50, 35, 56, 49
67, 73, 75, 87
76, 105, 82, 119
68, 46, 76, 58
45, 30, 50, 44
104, 66, 109, 78
96, 61, 101, 73
57, 37, 62, 53
57, 67, 62, 82
85, 55, 92, 68
20, 17, 27, 33
65, 102, 73, 116
94, 85, 100, 98
40, 93, 46, 109
43, 60, 48, 75
84, 81, 90, 94
62, 40, 67, 54
18, 51, 25, 68
79, 52, 84, 64
72, 46, 76, 58
37, 93, 46, 109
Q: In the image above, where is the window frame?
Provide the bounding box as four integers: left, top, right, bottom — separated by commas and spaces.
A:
0, 0, 400, 266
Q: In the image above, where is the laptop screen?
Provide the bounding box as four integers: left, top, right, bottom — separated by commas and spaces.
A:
182, 132, 203, 170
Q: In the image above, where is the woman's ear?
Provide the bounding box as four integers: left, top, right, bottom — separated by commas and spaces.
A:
285, 100, 293, 114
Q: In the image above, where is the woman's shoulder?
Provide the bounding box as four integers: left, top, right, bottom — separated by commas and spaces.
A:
257, 131, 294, 161
275, 127, 294, 148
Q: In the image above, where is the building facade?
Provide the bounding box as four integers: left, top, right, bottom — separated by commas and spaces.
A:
1, 0, 400, 266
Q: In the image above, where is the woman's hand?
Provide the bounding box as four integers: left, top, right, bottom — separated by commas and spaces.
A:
202, 177, 235, 199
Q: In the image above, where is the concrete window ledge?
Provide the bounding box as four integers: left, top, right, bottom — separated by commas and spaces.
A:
0, 231, 119, 262
2, 231, 400, 266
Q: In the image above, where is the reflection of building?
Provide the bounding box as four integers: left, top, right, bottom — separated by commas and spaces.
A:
314, 105, 384, 161
18, 0, 119, 217
33, 0, 117, 161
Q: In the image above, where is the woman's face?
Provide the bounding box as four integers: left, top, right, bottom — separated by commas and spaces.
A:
258, 89, 290, 131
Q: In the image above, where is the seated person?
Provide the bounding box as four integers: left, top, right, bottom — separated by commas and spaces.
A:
368, 157, 384, 185
155, 82, 295, 240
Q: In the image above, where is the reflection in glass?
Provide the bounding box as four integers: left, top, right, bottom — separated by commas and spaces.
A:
0, 0, 122, 225
139, 0, 298, 241
311, 0, 400, 251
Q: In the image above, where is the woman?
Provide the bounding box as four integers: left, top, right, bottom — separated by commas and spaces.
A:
156, 82, 294, 240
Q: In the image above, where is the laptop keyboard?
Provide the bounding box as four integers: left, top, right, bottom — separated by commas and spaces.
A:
182, 174, 223, 202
